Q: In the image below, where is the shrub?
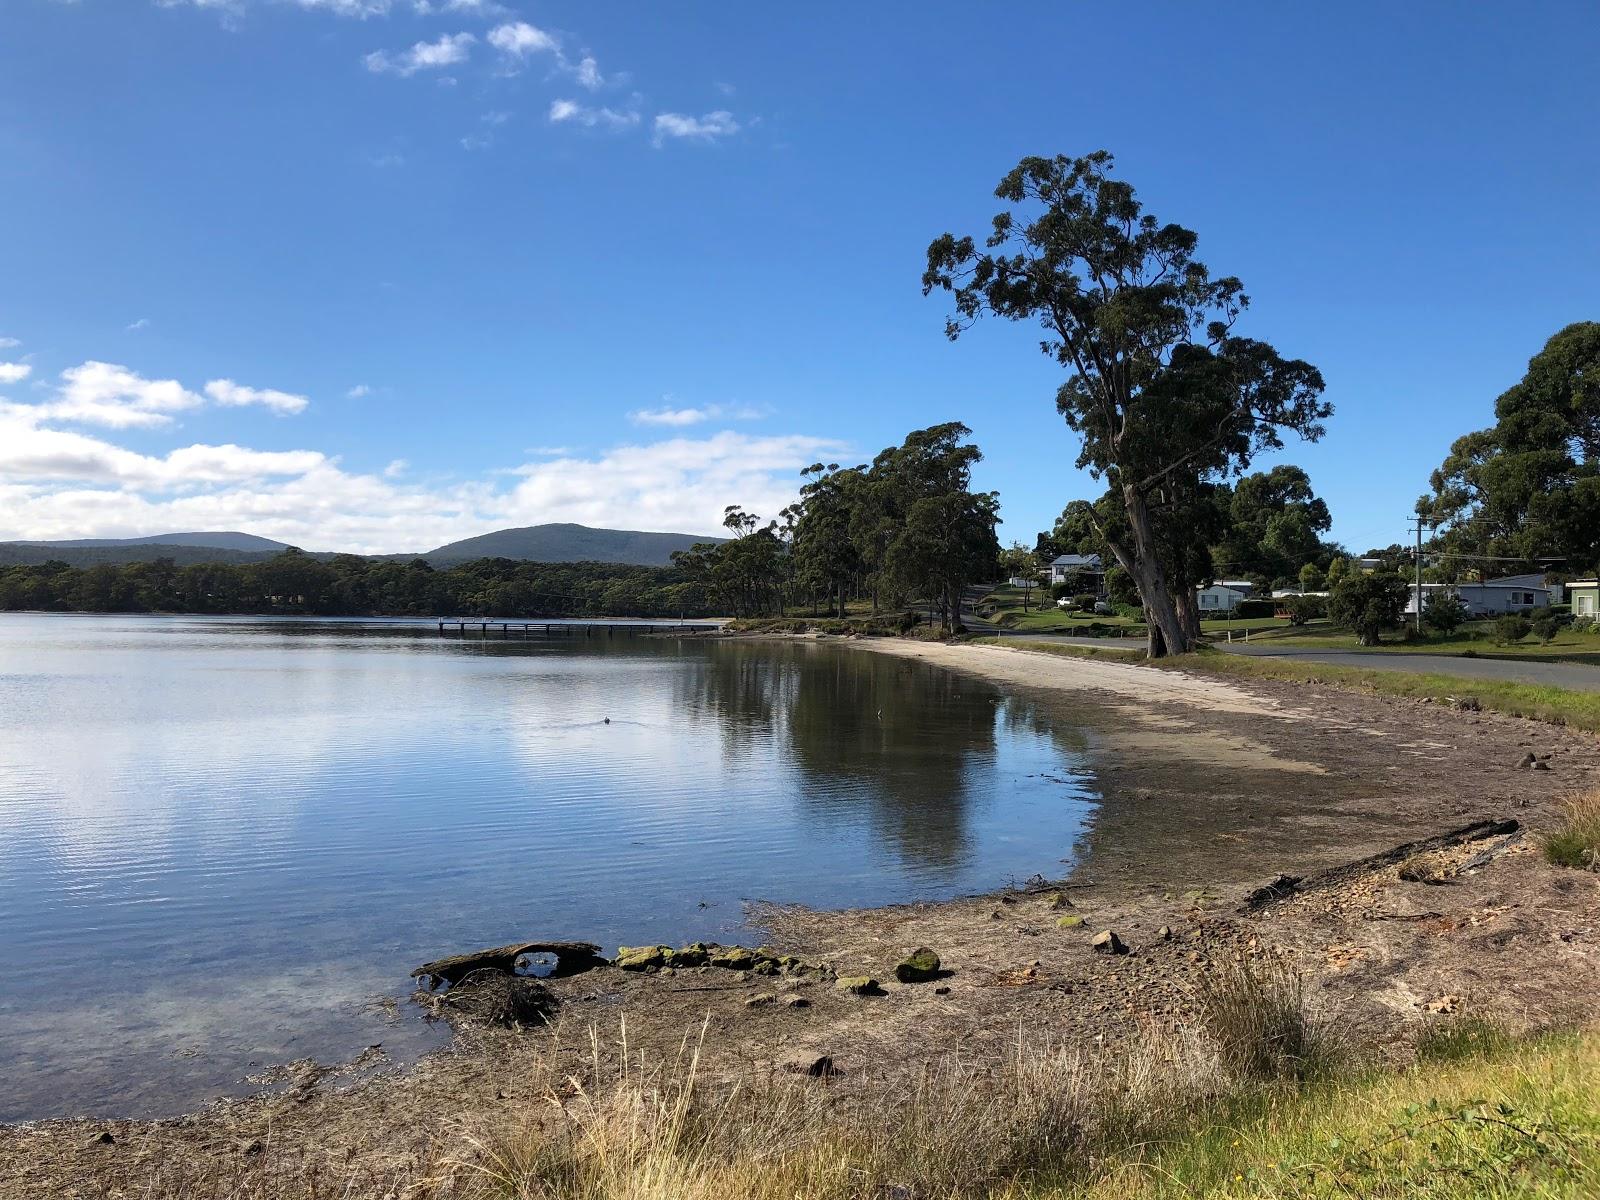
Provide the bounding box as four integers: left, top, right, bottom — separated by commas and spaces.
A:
1194, 956, 1341, 1082
1533, 615, 1560, 643
1493, 614, 1532, 645
1049, 581, 1074, 602
1574, 615, 1596, 634
1422, 591, 1468, 634
1544, 790, 1600, 870
1284, 594, 1323, 625
1329, 571, 1409, 646
1234, 598, 1277, 619
1072, 592, 1097, 611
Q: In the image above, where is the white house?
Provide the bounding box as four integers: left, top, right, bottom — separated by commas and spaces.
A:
1570, 580, 1599, 618
1216, 579, 1257, 595
1405, 576, 1552, 617
1196, 584, 1248, 613
1047, 553, 1104, 587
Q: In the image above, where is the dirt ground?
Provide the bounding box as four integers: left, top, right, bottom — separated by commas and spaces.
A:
5, 639, 1599, 1198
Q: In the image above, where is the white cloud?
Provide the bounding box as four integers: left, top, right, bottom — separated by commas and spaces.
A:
0, 337, 20, 350
126, 317, 151, 332
365, 31, 475, 76
384, 458, 409, 478
548, 99, 639, 130
652, 110, 741, 146
41, 362, 204, 429
347, 384, 373, 398
460, 132, 494, 150
203, 379, 310, 416
0, 414, 842, 553
629, 402, 767, 427
572, 55, 603, 90
0, 363, 31, 385
487, 21, 556, 58
412, 0, 504, 14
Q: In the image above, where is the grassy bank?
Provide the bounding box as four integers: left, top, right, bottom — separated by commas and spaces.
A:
980, 638, 1600, 734
459, 1020, 1598, 1199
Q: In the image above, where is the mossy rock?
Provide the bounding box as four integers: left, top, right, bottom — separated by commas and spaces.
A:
835, 976, 885, 997
893, 947, 942, 983
709, 946, 757, 970
1046, 893, 1075, 910
664, 943, 710, 968
1056, 915, 1085, 929
615, 945, 672, 971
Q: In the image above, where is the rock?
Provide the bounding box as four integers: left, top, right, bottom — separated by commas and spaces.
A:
1046, 893, 1074, 910
1517, 752, 1537, 769
709, 946, 757, 970
666, 943, 710, 968
1056, 915, 1085, 929
89, 1131, 115, 1147
1090, 930, 1128, 955
1533, 760, 1552, 771
1156, 926, 1172, 941
239, 1139, 264, 1156
893, 947, 942, 983
786, 1054, 837, 1078
615, 945, 672, 972
783, 995, 811, 1009
834, 976, 885, 996
744, 994, 776, 1008
934, 985, 951, 995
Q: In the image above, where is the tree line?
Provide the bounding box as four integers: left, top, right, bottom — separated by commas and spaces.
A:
670, 422, 1001, 630
0, 553, 719, 618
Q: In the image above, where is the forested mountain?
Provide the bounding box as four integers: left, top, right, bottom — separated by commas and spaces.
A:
421, 524, 722, 566
15, 531, 291, 552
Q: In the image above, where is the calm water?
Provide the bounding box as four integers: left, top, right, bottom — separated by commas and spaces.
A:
0, 613, 1099, 1122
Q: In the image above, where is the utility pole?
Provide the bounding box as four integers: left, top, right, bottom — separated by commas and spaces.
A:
1407, 517, 1433, 632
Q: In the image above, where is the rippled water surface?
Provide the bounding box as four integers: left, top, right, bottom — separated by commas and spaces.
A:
0, 613, 1099, 1121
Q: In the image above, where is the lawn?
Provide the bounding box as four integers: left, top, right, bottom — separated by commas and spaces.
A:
1254, 619, 1600, 662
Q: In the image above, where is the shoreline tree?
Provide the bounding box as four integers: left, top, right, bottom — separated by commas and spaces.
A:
924, 151, 1330, 656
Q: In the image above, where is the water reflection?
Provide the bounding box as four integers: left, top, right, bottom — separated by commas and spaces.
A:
0, 615, 1098, 1121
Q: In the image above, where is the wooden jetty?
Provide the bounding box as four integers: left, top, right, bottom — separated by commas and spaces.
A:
437, 618, 723, 637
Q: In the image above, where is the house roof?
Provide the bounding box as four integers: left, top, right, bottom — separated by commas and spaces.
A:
1049, 553, 1102, 568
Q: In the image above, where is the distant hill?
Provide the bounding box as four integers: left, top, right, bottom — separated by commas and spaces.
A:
14, 531, 291, 553
0, 523, 722, 570
422, 523, 723, 566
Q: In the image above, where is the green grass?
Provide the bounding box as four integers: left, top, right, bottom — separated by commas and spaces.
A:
1030, 1032, 1600, 1199
1254, 621, 1600, 662
1543, 791, 1600, 870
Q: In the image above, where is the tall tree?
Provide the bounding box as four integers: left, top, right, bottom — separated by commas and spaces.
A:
1419, 322, 1600, 574
925, 151, 1329, 655
1215, 464, 1334, 583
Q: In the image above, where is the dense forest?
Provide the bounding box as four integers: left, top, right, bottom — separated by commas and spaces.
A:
0, 552, 719, 618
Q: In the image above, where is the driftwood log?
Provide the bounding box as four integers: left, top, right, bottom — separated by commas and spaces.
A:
1238, 818, 1519, 913
412, 940, 607, 989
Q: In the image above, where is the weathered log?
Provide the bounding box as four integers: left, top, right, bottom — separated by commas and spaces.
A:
1238, 818, 1519, 913
412, 940, 606, 989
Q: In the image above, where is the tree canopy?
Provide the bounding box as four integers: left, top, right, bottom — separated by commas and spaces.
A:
925, 151, 1330, 655
1419, 322, 1600, 575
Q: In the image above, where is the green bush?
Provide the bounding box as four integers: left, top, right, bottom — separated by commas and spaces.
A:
1493, 614, 1532, 645
1532, 615, 1560, 644
1072, 592, 1097, 611
1284, 594, 1324, 625
1423, 591, 1468, 634
1049, 581, 1074, 602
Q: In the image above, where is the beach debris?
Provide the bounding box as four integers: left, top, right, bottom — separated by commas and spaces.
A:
893, 947, 942, 983
744, 993, 776, 1008
1057, 915, 1085, 929
785, 1054, 837, 1078
428, 970, 556, 1028
783, 994, 811, 1009
412, 941, 606, 989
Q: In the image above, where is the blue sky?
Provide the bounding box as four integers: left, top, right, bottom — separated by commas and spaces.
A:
1, 1, 1596, 553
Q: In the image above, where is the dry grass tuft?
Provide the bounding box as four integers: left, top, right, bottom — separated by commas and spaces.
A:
1192, 955, 1342, 1083
1544, 789, 1600, 870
